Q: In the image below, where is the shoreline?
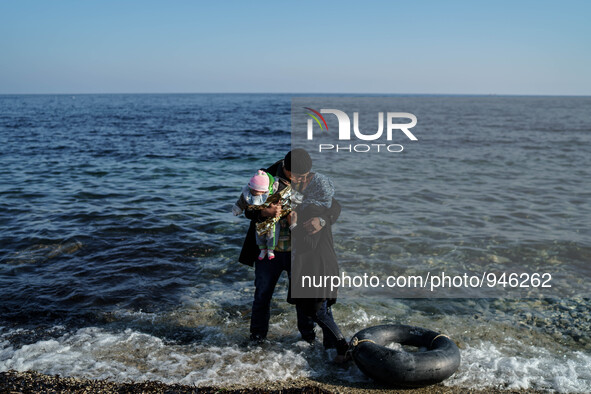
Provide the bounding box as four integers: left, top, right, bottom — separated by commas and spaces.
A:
0, 370, 545, 393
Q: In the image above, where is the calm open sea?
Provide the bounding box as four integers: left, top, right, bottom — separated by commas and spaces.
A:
0, 94, 589, 391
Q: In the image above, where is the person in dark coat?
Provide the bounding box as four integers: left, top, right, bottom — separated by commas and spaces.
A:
238, 150, 342, 345
287, 167, 349, 361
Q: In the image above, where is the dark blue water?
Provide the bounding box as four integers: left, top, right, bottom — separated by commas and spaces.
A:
0, 94, 288, 321
0, 94, 590, 391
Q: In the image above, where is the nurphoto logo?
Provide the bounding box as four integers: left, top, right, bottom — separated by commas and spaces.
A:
303, 107, 418, 153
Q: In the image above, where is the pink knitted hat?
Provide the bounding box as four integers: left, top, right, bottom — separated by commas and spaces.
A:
248, 170, 269, 192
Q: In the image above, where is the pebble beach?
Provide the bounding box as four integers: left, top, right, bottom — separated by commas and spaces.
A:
1, 370, 546, 394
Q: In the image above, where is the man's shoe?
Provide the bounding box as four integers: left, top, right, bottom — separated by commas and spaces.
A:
301, 334, 316, 344
333, 353, 352, 365
250, 333, 266, 343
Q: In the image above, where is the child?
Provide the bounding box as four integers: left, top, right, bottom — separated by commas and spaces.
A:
232, 170, 279, 260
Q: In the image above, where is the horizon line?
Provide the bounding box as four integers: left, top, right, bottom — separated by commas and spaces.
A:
1, 92, 590, 98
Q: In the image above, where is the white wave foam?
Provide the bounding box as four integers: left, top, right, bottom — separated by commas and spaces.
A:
446, 341, 591, 393
0, 327, 313, 386
343, 308, 385, 326
1, 326, 590, 391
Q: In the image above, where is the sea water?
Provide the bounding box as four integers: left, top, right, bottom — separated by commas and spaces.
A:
0, 94, 590, 391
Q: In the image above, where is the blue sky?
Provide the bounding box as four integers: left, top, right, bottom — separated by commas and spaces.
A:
1, 0, 590, 95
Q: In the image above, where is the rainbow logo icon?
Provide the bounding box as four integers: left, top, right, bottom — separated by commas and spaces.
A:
304, 107, 329, 132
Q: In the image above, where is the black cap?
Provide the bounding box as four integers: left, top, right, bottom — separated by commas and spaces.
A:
284, 149, 312, 174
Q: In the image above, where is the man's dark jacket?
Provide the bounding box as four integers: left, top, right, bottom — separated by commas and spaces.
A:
238, 160, 341, 266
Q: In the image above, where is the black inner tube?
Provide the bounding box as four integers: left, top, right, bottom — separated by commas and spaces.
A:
350, 324, 461, 387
